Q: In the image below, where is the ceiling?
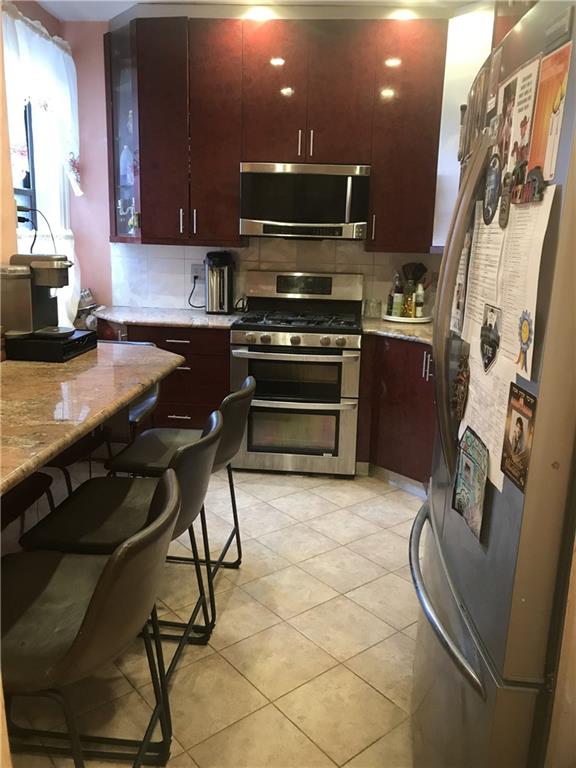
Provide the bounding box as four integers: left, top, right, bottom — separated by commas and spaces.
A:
38, 0, 458, 22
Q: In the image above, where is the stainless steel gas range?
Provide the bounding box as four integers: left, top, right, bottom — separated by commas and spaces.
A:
230, 271, 363, 476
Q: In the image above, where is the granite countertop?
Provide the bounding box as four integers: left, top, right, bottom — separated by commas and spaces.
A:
0, 343, 183, 495
362, 318, 434, 345
94, 305, 433, 344
95, 306, 241, 329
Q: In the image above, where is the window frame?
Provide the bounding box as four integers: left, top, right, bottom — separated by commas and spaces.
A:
13, 101, 38, 230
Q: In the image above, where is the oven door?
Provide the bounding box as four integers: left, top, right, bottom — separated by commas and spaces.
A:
230, 347, 360, 400
231, 345, 359, 475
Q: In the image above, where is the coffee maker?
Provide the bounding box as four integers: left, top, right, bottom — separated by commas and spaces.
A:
3, 254, 74, 335
205, 251, 234, 315
1, 254, 97, 361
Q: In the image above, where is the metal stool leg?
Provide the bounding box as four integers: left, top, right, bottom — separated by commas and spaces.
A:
226, 464, 242, 568
47, 689, 85, 768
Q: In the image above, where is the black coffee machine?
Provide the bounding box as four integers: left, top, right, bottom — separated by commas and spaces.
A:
205, 251, 234, 314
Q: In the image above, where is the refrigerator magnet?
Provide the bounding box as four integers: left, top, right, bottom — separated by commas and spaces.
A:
516, 310, 533, 373
452, 427, 488, 540
483, 153, 501, 224
499, 172, 513, 228
480, 304, 502, 373
501, 383, 537, 492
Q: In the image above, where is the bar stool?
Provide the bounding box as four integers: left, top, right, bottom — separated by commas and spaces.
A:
46, 427, 113, 496
20, 411, 223, 659
2, 469, 180, 768
106, 376, 256, 577
1, 472, 55, 534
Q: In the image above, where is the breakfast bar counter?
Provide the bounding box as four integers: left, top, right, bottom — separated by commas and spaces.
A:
0, 342, 184, 495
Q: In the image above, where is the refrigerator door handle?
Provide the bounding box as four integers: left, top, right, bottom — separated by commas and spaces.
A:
410, 504, 486, 699
433, 130, 492, 473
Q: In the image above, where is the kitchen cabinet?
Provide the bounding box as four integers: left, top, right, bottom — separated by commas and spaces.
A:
105, 18, 244, 246
366, 20, 447, 253
126, 325, 231, 429
242, 21, 309, 163
357, 335, 436, 483
242, 20, 376, 164
188, 19, 243, 245
305, 21, 377, 164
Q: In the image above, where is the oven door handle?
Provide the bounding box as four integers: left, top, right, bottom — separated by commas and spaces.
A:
252, 399, 358, 411
231, 350, 360, 363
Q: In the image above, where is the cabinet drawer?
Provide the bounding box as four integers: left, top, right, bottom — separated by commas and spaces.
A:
154, 402, 217, 430
127, 325, 230, 355
160, 356, 230, 404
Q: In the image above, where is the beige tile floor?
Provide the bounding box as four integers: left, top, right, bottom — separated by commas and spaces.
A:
7, 465, 424, 768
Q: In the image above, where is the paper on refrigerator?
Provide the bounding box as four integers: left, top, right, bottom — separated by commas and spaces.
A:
460, 187, 555, 489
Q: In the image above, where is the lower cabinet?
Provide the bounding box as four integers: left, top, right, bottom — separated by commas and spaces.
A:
126, 325, 230, 429
357, 334, 436, 484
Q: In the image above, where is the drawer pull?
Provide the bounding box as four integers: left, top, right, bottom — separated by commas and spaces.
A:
176, 366, 191, 371
167, 414, 192, 420
164, 339, 190, 344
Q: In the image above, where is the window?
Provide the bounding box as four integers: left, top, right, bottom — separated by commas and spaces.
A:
12, 101, 37, 231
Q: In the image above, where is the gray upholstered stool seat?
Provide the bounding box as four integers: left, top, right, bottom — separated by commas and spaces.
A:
20, 477, 158, 554
107, 429, 202, 477
1, 551, 108, 692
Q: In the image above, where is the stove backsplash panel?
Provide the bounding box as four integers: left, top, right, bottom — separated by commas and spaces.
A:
110, 239, 441, 310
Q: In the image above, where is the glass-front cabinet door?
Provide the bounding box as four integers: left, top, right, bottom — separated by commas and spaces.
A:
105, 25, 140, 239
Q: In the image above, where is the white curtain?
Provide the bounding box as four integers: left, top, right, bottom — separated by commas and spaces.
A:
2, 2, 81, 325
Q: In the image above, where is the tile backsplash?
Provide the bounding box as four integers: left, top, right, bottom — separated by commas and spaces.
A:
110, 240, 442, 310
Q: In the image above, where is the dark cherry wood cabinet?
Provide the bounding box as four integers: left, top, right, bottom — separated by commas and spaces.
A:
242, 20, 309, 162
105, 18, 244, 247
242, 20, 377, 164
136, 18, 189, 244
189, 19, 243, 245
305, 21, 377, 164
367, 20, 447, 253
126, 325, 230, 429
357, 335, 436, 483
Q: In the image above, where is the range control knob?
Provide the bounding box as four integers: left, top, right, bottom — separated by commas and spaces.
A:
290, 335, 302, 346
320, 336, 331, 346
260, 333, 272, 344
335, 336, 347, 347
245, 332, 257, 344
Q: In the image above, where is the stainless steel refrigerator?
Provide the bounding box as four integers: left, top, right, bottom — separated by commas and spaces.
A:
409, 4, 576, 767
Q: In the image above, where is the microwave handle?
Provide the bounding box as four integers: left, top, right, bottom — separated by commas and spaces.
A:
232, 349, 360, 363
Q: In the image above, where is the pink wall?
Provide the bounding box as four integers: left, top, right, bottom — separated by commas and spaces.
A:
13, 1, 62, 37
63, 21, 112, 305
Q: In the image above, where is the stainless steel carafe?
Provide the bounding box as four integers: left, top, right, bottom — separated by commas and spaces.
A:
205, 252, 234, 314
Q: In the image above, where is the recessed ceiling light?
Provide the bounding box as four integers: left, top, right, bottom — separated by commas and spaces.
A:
280, 87, 295, 97
270, 57, 285, 67
243, 6, 277, 22
385, 57, 402, 68
390, 9, 418, 21
380, 87, 396, 100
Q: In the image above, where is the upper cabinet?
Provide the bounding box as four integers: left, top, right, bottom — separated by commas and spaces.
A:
242, 20, 377, 164
242, 21, 309, 163
305, 21, 377, 165
188, 19, 243, 245
367, 20, 448, 253
136, 18, 189, 244
106, 16, 447, 251
105, 17, 244, 246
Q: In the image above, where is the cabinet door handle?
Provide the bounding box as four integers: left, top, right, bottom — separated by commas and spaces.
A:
179, 207, 184, 234
167, 414, 192, 420
421, 350, 428, 380
309, 129, 314, 157
176, 366, 191, 371
426, 353, 434, 381
297, 129, 302, 157
192, 208, 197, 235
371, 214, 376, 241
164, 339, 190, 344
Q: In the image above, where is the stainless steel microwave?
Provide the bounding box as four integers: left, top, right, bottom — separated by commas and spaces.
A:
239, 162, 370, 240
